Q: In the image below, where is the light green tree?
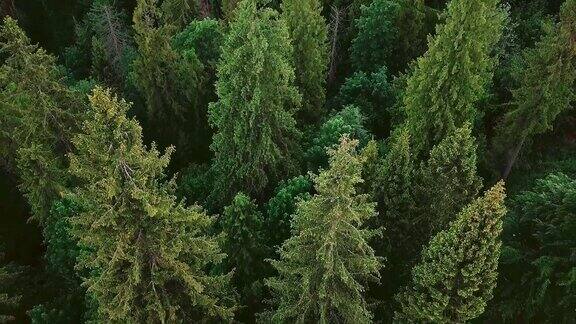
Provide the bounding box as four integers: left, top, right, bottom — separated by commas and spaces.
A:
265, 136, 382, 323
209, 0, 301, 204
281, 0, 328, 123
68, 87, 235, 322
404, 0, 506, 155
395, 181, 507, 323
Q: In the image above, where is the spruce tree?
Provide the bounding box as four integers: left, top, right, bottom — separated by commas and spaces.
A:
68, 87, 235, 322
497, 0, 576, 178
395, 181, 507, 323
209, 0, 301, 204
404, 0, 506, 154
133, 0, 206, 164
0, 17, 86, 224
264, 136, 382, 323
416, 123, 482, 235
281, 0, 329, 123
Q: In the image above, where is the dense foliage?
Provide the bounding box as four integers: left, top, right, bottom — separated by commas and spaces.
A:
1, 0, 575, 322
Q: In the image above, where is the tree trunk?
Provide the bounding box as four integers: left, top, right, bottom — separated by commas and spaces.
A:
501, 135, 526, 180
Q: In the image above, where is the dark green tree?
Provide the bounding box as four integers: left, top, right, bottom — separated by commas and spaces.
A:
404, 0, 506, 155
265, 136, 382, 323
491, 173, 576, 322
395, 181, 507, 323
281, 0, 329, 124
265, 175, 313, 248
68, 87, 235, 322
497, 0, 576, 179
415, 123, 483, 235
161, 0, 199, 29
0, 246, 20, 323
133, 0, 206, 165
209, 0, 301, 204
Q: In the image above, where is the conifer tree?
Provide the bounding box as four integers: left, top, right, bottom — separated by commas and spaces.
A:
133, 0, 206, 164
68, 87, 235, 322
209, 0, 301, 204
416, 123, 482, 234
281, 0, 328, 123
221, 192, 268, 320
161, 0, 198, 29
404, 0, 506, 154
497, 0, 576, 178
395, 181, 507, 323
0, 17, 86, 224
264, 136, 382, 323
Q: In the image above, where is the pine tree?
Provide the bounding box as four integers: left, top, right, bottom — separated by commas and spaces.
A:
497, 0, 576, 179
68, 87, 235, 322
0, 17, 86, 224
209, 0, 301, 205
395, 181, 507, 323
281, 0, 328, 124
133, 0, 206, 165
161, 0, 198, 29
404, 0, 506, 154
416, 123, 482, 235
264, 136, 382, 323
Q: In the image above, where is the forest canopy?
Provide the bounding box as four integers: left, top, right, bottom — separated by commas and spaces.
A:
0, 0, 575, 323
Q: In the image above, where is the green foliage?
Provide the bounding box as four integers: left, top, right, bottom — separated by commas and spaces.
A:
0, 17, 86, 224
209, 0, 301, 204
395, 181, 507, 323
0, 246, 20, 323
305, 105, 370, 170
133, 0, 206, 165
221, 193, 269, 319
265, 175, 313, 248
492, 173, 576, 322
338, 66, 396, 137
351, 0, 400, 73
415, 123, 483, 235
161, 0, 199, 29
404, 0, 506, 155
281, 0, 329, 124
68, 87, 235, 322
496, 0, 576, 178
172, 18, 223, 71
265, 136, 382, 323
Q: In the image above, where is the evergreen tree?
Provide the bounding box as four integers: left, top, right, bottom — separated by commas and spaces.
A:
491, 173, 576, 322
404, 0, 506, 154
350, 0, 400, 73
264, 136, 382, 323
68, 87, 235, 322
497, 0, 576, 179
161, 0, 199, 29
0, 17, 86, 224
416, 123, 482, 235
209, 0, 301, 204
265, 175, 313, 248
281, 0, 328, 124
395, 182, 507, 323
133, 0, 206, 165
221, 192, 269, 320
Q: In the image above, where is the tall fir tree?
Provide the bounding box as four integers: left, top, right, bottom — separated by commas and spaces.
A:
0, 17, 86, 224
404, 0, 506, 155
68, 87, 235, 322
395, 182, 507, 323
264, 136, 382, 323
415, 123, 482, 235
209, 0, 301, 205
133, 0, 206, 165
497, 0, 576, 179
281, 0, 328, 124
